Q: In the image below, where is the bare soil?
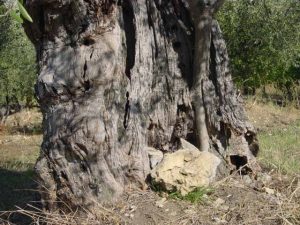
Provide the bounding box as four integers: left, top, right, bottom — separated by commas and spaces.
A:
114, 171, 299, 225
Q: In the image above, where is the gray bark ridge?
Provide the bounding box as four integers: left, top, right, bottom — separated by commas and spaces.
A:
24, 0, 259, 211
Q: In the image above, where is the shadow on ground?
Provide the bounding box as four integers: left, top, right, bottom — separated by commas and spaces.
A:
0, 168, 40, 224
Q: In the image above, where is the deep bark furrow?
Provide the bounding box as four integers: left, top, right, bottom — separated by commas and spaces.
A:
122, 0, 136, 80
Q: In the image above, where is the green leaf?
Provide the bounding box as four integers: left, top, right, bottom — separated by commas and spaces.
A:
10, 10, 24, 24
17, 1, 33, 23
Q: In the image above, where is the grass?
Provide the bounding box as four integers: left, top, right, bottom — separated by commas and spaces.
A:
245, 98, 300, 175
168, 187, 214, 203
0, 143, 39, 211
258, 119, 300, 175
0, 109, 42, 211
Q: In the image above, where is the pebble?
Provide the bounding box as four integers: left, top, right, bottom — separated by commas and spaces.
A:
155, 197, 167, 208
257, 172, 272, 185
263, 187, 275, 195
242, 175, 253, 185
125, 213, 134, 219
129, 205, 137, 213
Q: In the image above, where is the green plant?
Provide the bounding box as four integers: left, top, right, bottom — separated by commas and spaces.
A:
1, 0, 33, 23
169, 187, 214, 204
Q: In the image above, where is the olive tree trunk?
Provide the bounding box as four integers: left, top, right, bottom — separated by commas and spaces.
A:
24, 0, 259, 211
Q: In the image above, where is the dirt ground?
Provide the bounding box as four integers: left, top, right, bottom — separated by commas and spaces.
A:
0, 103, 299, 225
120, 173, 300, 225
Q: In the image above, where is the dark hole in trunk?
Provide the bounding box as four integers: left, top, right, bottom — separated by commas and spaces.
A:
230, 155, 252, 175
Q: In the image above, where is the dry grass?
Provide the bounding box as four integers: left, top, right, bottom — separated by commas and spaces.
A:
0, 108, 42, 168
245, 100, 299, 131
245, 100, 300, 175
3, 108, 42, 134
0, 203, 123, 225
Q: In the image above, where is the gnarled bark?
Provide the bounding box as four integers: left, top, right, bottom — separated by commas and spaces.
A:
24, 0, 259, 211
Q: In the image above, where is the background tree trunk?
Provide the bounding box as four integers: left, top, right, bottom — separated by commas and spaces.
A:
24, 0, 259, 211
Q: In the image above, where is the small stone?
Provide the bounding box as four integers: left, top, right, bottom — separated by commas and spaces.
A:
129, 214, 134, 219
129, 205, 137, 213
157, 204, 163, 208
220, 205, 230, 211
264, 187, 275, 195
242, 175, 253, 185
124, 213, 130, 217
155, 197, 167, 208
165, 208, 169, 212
257, 173, 272, 185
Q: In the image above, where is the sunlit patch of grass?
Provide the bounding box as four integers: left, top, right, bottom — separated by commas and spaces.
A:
168, 187, 214, 204
258, 119, 300, 175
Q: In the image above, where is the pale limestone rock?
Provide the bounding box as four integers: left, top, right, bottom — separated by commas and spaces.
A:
147, 147, 164, 169
179, 138, 200, 152
151, 149, 221, 195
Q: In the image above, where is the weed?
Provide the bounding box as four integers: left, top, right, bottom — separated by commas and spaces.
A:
168, 187, 214, 204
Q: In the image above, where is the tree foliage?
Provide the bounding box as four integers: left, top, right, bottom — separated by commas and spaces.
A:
0, 4, 36, 106
218, 0, 300, 93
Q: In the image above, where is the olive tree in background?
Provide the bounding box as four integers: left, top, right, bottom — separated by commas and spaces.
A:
218, 0, 300, 97
0, 3, 36, 121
